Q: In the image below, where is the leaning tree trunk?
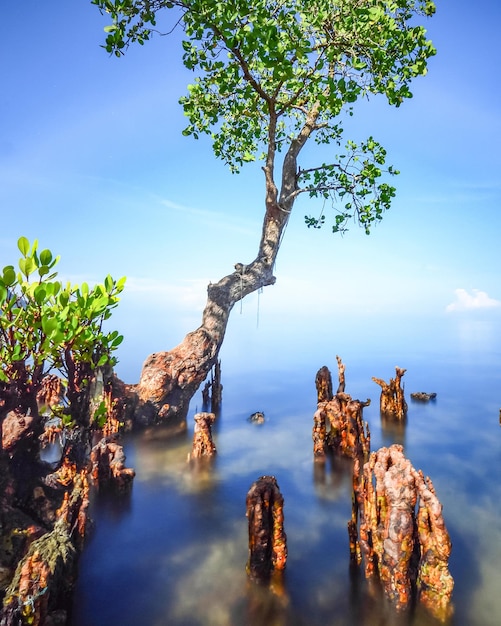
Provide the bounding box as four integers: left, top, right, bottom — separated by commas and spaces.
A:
133, 247, 278, 427
133, 107, 319, 427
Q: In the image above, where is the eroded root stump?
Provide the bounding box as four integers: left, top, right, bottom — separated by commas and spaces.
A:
189, 412, 217, 460
313, 358, 370, 460
246, 476, 287, 583
90, 437, 135, 493
372, 367, 408, 419
350, 444, 454, 622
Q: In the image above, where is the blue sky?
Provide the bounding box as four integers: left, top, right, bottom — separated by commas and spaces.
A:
1, 1, 501, 381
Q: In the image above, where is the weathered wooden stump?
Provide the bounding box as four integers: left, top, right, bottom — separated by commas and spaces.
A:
189, 412, 217, 460
324, 393, 371, 459
246, 476, 287, 583
350, 444, 454, 621
372, 366, 408, 419
89, 437, 135, 492
313, 358, 370, 460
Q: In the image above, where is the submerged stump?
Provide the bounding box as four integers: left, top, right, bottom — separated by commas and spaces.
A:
313, 358, 370, 460
372, 366, 408, 420
350, 444, 454, 622
89, 437, 135, 492
410, 391, 437, 402
190, 412, 217, 460
246, 476, 287, 583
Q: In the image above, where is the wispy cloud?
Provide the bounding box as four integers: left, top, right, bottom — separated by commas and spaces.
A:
160, 198, 258, 235
446, 288, 501, 312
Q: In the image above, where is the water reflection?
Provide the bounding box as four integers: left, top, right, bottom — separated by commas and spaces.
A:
312, 453, 354, 502
380, 412, 407, 448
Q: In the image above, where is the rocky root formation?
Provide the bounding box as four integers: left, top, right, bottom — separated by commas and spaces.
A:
1, 368, 134, 625
350, 444, 454, 622
313, 358, 370, 460
372, 367, 408, 420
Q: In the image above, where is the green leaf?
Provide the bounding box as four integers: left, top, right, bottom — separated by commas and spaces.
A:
2, 266, 16, 286
19, 257, 35, 278
42, 316, 59, 336
111, 334, 124, 348
17, 236, 30, 256
39, 249, 53, 266
97, 354, 109, 367
34, 285, 47, 305
104, 274, 113, 292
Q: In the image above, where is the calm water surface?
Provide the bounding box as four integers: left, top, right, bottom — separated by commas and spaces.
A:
70, 317, 501, 626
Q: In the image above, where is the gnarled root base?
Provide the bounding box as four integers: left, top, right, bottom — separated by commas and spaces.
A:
1, 469, 90, 626
350, 444, 454, 622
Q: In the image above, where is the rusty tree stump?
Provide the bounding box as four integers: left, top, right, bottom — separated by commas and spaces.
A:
313, 358, 370, 460
89, 437, 135, 492
350, 444, 454, 621
190, 412, 217, 459
323, 393, 371, 459
372, 366, 408, 419
246, 476, 287, 582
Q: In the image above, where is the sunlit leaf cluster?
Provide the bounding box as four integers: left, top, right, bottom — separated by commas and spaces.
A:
301, 137, 399, 234
0, 237, 125, 389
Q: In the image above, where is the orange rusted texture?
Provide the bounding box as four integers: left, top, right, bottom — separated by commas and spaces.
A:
190, 412, 217, 459
372, 367, 408, 420
351, 444, 453, 621
89, 437, 135, 492
313, 359, 371, 460
246, 475, 287, 582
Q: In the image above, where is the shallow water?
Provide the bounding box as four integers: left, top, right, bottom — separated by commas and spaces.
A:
70, 317, 501, 626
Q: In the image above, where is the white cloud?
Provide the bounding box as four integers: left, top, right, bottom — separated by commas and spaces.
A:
446, 288, 501, 312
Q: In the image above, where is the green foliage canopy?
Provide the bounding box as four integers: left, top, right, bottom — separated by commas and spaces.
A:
93, 0, 436, 233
